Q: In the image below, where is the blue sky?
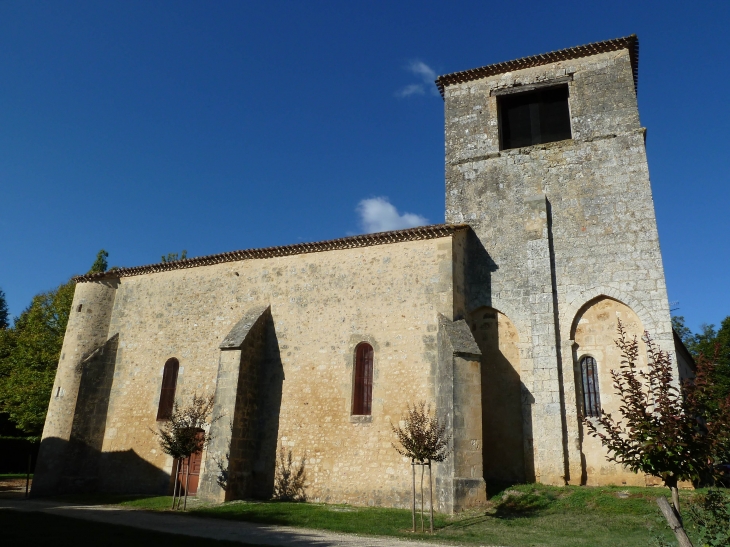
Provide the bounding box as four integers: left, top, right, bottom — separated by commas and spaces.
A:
0, 1, 727, 333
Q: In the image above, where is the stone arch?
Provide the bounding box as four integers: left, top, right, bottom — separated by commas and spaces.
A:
565, 286, 656, 341
468, 306, 527, 483
571, 296, 648, 486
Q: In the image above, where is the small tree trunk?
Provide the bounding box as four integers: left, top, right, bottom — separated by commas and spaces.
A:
176, 460, 186, 510
657, 496, 693, 547
428, 461, 434, 534
411, 461, 416, 532
671, 486, 681, 521
420, 463, 425, 532
183, 458, 191, 510
171, 459, 180, 510
665, 476, 682, 523
25, 452, 31, 498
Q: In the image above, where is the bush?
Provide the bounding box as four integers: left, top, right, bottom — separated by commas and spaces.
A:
687, 489, 730, 547
273, 446, 306, 502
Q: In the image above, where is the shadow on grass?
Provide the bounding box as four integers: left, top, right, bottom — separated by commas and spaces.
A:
47, 493, 164, 506
189, 500, 449, 537
0, 509, 265, 547
492, 490, 556, 519
486, 479, 522, 499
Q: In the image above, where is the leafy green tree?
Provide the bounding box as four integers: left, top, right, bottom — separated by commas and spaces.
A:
673, 315, 730, 410
88, 249, 109, 273
0, 288, 9, 329
672, 315, 694, 348
161, 250, 187, 263
0, 280, 75, 435
0, 250, 109, 435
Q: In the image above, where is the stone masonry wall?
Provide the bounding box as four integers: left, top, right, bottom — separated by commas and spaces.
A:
91, 235, 462, 506
32, 280, 118, 496
444, 48, 675, 485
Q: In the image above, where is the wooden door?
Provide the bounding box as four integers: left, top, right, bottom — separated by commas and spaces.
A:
177, 431, 204, 495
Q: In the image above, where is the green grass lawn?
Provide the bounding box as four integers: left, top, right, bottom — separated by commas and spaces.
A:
0, 473, 31, 479
95, 483, 709, 546
0, 508, 269, 547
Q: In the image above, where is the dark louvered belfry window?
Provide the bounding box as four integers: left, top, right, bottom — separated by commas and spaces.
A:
157, 358, 179, 421
499, 85, 572, 150
352, 343, 374, 416
581, 356, 601, 418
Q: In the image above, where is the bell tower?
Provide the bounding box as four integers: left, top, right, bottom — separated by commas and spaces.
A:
437, 36, 677, 486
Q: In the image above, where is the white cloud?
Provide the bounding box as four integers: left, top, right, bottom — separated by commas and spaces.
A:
395, 83, 425, 97
408, 60, 436, 83
356, 197, 428, 233
395, 60, 439, 98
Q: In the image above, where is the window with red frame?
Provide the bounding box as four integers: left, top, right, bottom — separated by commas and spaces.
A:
352, 343, 373, 415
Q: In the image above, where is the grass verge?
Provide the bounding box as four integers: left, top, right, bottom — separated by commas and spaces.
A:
0, 473, 32, 479
55, 483, 711, 546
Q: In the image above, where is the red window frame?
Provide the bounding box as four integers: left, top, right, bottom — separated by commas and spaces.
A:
157, 358, 179, 421
352, 343, 373, 416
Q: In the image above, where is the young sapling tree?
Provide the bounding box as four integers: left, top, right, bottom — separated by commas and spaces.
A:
391, 401, 451, 533
583, 321, 730, 547
152, 394, 217, 510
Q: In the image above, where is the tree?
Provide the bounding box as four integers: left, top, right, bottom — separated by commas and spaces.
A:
161, 250, 187, 263
391, 401, 451, 533
583, 321, 730, 546
0, 250, 108, 435
152, 394, 216, 510
88, 249, 109, 273
672, 315, 694, 348
673, 315, 730, 412
0, 280, 75, 435
0, 288, 9, 329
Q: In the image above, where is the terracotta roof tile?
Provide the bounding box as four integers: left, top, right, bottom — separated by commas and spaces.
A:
75, 223, 470, 283
436, 35, 639, 97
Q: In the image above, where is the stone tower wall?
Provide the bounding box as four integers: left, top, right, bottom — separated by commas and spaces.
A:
444, 48, 675, 485
32, 279, 118, 495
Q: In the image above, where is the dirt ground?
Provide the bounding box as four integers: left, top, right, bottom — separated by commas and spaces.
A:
0, 477, 31, 498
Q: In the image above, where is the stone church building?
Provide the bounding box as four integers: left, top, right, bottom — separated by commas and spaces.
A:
32, 35, 692, 512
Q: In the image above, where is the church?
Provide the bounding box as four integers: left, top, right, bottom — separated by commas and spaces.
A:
32, 35, 693, 512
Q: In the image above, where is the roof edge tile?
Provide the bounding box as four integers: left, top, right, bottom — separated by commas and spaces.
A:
436, 35, 639, 97
74, 224, 471, 283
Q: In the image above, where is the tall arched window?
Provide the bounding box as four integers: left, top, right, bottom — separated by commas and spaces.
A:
580, 356, 601, 418
157, 358, 179, 421
352, 343, 373, 416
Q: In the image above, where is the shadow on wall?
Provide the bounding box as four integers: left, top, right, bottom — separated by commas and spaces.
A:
31, 437, 170, 497
32, 334, 169, 496
219, 310, 284, 501
464, 230, 498, 311
463, 230, 535, 484
469, 307, 535, 484
250, 318, 284, 499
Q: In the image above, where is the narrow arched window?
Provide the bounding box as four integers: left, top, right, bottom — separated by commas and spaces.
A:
581, 356, 601, 418
157, 358, 179, 421
352, 343, 373, 416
